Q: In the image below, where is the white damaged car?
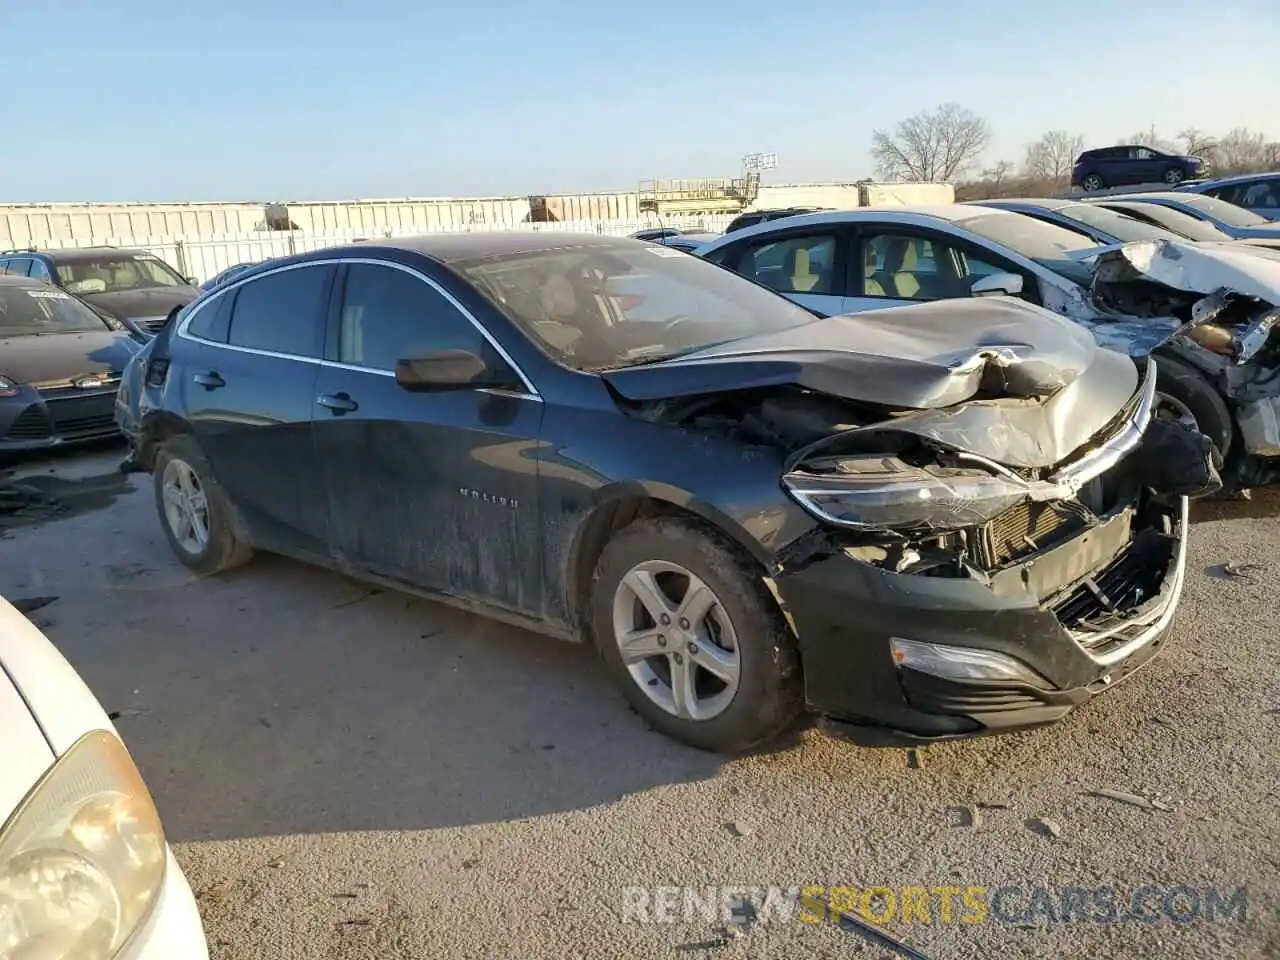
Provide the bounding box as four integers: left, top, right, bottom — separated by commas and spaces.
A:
697, 207, 1280, 491
0, 597, 208, 959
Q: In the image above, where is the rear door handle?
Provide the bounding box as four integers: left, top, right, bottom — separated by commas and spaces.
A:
317, 392, 359, 414
192, 371, 225, 390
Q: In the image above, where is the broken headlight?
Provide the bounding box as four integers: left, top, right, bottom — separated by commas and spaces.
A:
782, 455, 1028, 532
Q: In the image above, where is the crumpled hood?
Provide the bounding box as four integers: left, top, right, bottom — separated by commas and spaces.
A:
0, 329, 140, 385
605, 297, 1139, 468
1096, 239, 1280, 303
80, 286, 198, 321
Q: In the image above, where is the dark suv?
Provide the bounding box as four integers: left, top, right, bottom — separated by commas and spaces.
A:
0, 247, 200, 336
724, 207, 831, 234
1071, 146, 1205, 192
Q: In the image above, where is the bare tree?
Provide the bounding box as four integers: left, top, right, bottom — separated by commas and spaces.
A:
1177, 128, 1217, 160
1125, 125, 1177, 154
1215, 127, 1272, 174
1023, 131, 1085, 185
871, 103, 992, 182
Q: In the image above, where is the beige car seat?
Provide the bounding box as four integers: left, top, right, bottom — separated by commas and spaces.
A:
783, 246, 825, 292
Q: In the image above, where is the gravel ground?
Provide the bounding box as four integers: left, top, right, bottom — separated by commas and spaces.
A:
1, 444, 1277, 959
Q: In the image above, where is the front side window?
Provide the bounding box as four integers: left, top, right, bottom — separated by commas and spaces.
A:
56, 255, 188, 295
461, 242, 817, 371
226, 264, 332, 357
737, 233, 837, 295
0, 285, 109, 336
337, 263, 485, 371
861, 233, 1001, 299
27, 259, 52, 282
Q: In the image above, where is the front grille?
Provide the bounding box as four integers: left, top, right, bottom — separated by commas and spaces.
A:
972, 500, 1086, 567
1052, 531, 1174, 638
45, 393, 118, 440
4, 406, 54, 441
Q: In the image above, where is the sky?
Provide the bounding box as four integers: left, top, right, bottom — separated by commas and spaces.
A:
1, 0, 1277, 202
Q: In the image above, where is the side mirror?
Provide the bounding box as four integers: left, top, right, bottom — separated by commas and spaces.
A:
970, 272, 1025, 298
395, 349, 504, 392
186, 276, 200, 286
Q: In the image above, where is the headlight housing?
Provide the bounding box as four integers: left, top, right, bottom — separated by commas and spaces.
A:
782, 455, 1028, 532
0, 375, 20, 398
0, 731, 167, 959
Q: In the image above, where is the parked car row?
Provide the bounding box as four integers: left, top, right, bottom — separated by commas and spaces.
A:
695, 203, 1280, 492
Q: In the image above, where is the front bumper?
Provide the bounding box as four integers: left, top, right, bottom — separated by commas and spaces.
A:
0, 384, 120, 452
773, 497, 1188, 740
120, 849, 209, 960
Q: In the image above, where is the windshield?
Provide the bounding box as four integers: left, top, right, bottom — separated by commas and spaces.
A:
953, 212, 1099, 279
461, 242, 819, 371
56, 254, 188, 295
1108, 203, 1231, 241
1057, 204, 1177, 243
1178, 194, 1269, 228
0, 285, 109, 336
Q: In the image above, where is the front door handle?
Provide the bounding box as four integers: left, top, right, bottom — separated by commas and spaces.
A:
317, 392, 359, 415
193, 371, 225, 390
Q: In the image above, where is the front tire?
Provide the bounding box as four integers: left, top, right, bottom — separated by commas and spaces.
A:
590, 517, 801, 752
153, 434, 253, 576
1163, 167, 1186, 185
1154, 354, 1234, 462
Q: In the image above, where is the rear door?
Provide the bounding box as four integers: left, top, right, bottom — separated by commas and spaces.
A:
715, 227, 849, 315
174, 262, 335, 557
313, 260, 544, 614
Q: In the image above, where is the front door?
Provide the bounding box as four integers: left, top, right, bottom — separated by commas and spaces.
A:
312, 260, 544, 614
175, 262, 335, 557
844, 228, 1025, 314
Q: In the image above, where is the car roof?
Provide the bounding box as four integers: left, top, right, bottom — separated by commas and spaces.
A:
697, 206, 1012, 250
976, 197, 1075, 211
1086, 192, 1190, 204
1185, 171, 1280, 188
303, 231, 653, 266
3, 247, 156, 262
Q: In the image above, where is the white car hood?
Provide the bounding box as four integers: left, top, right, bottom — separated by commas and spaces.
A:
0, 663, 55, 822
0, 598, 117, 755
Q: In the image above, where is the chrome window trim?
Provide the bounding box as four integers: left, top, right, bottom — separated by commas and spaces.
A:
175, 257, 542, 400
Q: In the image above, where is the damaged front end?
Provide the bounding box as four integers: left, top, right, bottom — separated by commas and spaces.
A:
767, 361, 1201, 738
1090, 240, 1280, 486
606, 297, 1213, 738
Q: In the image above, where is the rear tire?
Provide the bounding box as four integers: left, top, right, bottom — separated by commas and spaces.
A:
590, 517, 802, 753
153, 434, 253, 576
1153, 354, 1234, 461
1082, 173, 1105, 191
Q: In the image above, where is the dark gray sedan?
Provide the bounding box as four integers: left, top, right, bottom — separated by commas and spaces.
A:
0, 275, 141, 453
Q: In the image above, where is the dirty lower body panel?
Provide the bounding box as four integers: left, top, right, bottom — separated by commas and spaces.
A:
773, 493, 1188, 740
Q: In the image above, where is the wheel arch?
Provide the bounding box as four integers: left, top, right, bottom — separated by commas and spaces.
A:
137, 411, 194, 470
563, 481, 774, 637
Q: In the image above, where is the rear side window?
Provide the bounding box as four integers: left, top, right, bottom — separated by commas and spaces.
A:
337, 263, 484, 371
187, 290, 235, 342
737, 233, 838, 295
2, 258, 32, 276
226, 264, 333, 357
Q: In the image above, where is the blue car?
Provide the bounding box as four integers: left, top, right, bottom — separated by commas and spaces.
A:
1179, 172, 1280, 222
1072, 146, 1205, 192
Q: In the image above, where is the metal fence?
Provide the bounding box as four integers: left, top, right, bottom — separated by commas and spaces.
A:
27, 214, 737, 283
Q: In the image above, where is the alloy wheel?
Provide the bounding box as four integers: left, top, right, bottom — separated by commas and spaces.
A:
1164, 169, 1185, 185
161, 458, 210, 555
611, 559, 741, 721
1083, 175, 1104, 191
